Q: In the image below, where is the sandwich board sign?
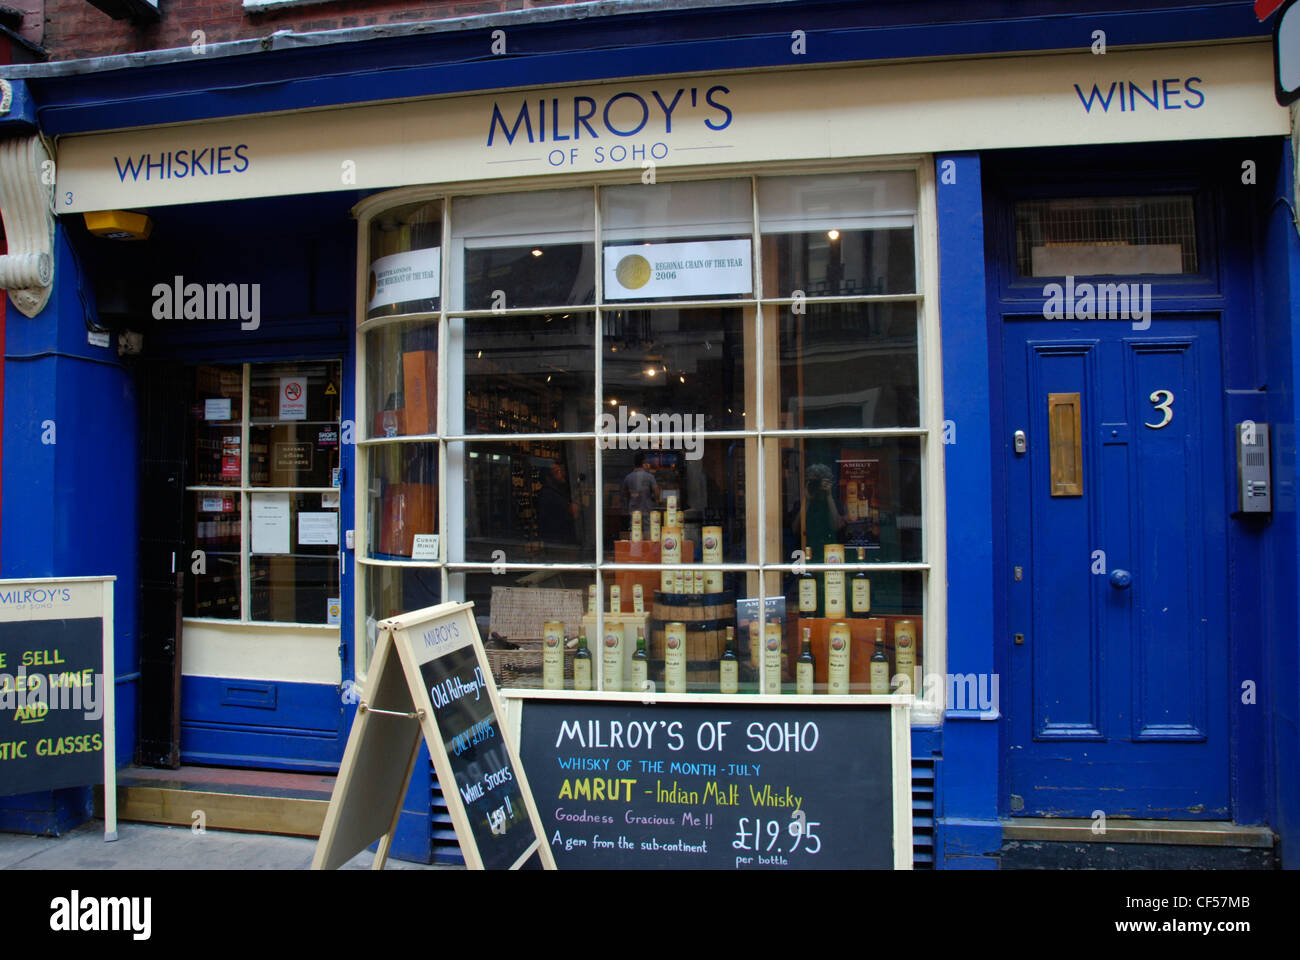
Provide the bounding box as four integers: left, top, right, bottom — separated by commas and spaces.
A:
0, 576, 117, 841
313, 600, 553, 870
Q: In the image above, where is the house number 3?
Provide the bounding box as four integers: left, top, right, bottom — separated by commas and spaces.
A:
1145, 389, 1174, 429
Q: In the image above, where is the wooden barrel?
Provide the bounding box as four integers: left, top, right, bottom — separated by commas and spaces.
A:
653, 590, 735, 626
647, 617, 728, 689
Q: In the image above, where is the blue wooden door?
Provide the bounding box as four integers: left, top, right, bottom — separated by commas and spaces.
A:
1004, 316, 1229, 818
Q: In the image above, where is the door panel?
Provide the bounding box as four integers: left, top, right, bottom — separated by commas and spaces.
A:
1005, 317, 1228, 818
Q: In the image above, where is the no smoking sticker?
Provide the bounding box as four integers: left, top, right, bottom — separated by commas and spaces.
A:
279, 377, 307, 420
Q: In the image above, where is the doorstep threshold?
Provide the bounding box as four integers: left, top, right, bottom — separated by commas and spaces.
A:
1000, 818, 1274, 848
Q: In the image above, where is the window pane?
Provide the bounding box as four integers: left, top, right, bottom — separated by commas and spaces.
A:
600, 179, 753, 303
365, 321, 438, 439
601, 307, 745, 430
452, 439, 595, 562
777, 569, 924, 694
777, 436, 923, 564
601, 439, 751, 564
1015, 195, 1198, 276
362, 563, 443, 673
186, 492, 240, 619
366, 442, 438, 560
249, 492, 340, 623
460, 311, 595, 435
249, 361, 343, 487
191, 364, 242, 487
759, 172, 917, 298
366, 200, 441, 320
773, 302, 918, 430
457, 571, 594, 690
453, 189, 595, 309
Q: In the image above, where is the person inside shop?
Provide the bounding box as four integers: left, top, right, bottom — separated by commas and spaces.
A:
538, 459, 579, 545
621, 451, 660, 539
788, 461, 848, 563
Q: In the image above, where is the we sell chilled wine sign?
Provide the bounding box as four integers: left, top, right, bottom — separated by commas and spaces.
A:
518, 700, 898, 869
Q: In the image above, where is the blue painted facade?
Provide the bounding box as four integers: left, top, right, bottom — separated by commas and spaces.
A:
1, 0, 1296, 867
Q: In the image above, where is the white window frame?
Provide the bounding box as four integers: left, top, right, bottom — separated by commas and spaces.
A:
353, 157, 946, 725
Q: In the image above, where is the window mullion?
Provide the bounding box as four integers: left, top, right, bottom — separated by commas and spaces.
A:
240, 363, 251, 624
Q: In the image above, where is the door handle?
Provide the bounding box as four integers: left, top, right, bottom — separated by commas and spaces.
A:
1109, 569, 1132, 589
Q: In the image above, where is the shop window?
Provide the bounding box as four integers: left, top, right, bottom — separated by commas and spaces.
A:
184, 360, 343, 626
1014, 195, 1198, 277
356, 169, 939, 715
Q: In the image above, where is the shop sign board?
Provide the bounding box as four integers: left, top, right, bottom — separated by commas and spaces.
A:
56, 44, 1287, 213
511, 694, 911, 869
313, 600, 554, 870
0, 577, 118, 841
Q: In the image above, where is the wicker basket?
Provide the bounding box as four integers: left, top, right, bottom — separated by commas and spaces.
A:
484, 586, 585, 689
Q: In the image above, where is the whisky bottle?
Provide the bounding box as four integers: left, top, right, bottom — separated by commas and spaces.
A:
893, 619, 916, 695
797, 544, 818, 617
796, 626, 815, 695
665, 622, 687, 694
602, 620, 624, 692
764, 619, 782, 695
573, 634, 592, 691
719, 625, 739, 694
824, 544, 846, 618
870, 626, 890, 694
851, 546, 871, 617
630, 626, 649, 693
828, 621, 851, 695
542, 621, 565, 691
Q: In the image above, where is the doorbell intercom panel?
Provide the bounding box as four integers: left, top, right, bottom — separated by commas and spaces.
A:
1236, 421, 1271, 514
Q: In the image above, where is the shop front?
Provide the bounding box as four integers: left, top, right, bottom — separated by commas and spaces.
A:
2, 3, 1297, 867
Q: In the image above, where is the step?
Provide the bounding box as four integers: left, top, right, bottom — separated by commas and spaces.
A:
1000, 818, 1275, 847
94, 765, 336, 838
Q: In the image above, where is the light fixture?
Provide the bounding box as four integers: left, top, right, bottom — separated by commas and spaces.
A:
546, 375, 552, 382
609, 398, 618, 406
477, 350, 482, 358
531, 249, 543, 257
645, 367, 657, 377
679, 375, 686, 384
827, 229, 840, 241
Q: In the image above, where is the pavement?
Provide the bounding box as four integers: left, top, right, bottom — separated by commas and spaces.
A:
0, 819, 459, 870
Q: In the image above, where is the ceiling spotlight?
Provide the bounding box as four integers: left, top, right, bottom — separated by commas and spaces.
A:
645, 367, 657, 377
609, 398, 618, 406
679, 375, 686, 384
827, 229, 840, 241
531, 249, 543, 257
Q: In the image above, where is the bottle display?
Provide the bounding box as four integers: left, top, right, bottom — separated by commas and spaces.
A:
603, 620, 624, 692
631, 510, 642, 542
632, 584, 644, 615
542, 621, 565, 691
665, 621, 687, 694
609, 585, 621, 615
870, 626, 890, 694
893, 619, 917, 695
824, 543, 846, 619
650, 510, 661, 542
573, 634, 592, 691
851, 546, 871, 617
660, 527, 682, 592
666, 494, 678, 529
702, 525, 723, 593
828, 622, 851, 695
630, 625, 649, 693
719, 625, 739, 694
798, 543, 818, 615
796, 626, 815, 695
764, 619, 782, 695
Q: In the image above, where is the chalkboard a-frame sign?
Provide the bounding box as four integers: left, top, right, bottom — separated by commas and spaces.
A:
0, 577, 118, 841
313, 601, 554, 870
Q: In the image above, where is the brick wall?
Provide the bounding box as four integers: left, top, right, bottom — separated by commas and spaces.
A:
43, 0, 583, 61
